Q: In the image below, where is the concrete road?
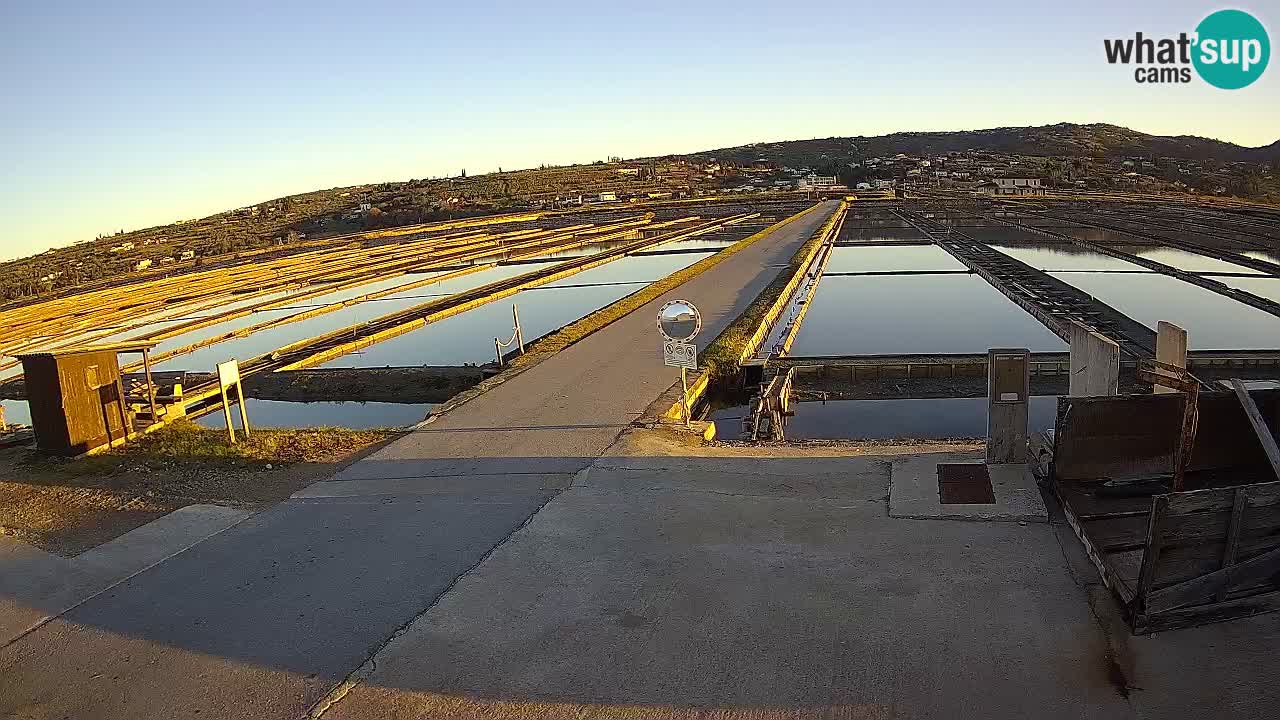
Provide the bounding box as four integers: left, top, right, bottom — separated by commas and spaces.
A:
0, 201, 839, 720
318, 439, 1280, 720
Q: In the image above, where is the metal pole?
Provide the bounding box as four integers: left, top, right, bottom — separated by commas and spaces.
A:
513, 304, 524, 354
680, 366, 690, 427
220, 385, 236, 444
495, 338, 504, 368
235, 380, 251, 438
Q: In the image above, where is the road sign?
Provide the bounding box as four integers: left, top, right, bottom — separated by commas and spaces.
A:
664, 340, 697, 369
657, 300, 701, 342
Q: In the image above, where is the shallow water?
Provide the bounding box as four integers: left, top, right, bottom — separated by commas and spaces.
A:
1, 398, 30, 426
789, 274, 1066, 356
710, 396, 1058, 441
152, 266, 531, 371
323, 251, 713, 367
1132, 248, 1264, 275
1050, 272, 1280, 350
823, 245, 965, 274
195, 399, 433, 429
988, 244, 1148, 272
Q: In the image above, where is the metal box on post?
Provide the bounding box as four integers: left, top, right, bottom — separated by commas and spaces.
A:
14, 343, 153, 456
987, 348, 1030, 464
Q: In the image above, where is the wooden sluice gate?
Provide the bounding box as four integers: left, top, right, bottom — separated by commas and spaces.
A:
745, 368, 794, 441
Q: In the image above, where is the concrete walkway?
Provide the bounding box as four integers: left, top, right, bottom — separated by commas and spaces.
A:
319, 434, 1280, 720
0, 201, 839, 720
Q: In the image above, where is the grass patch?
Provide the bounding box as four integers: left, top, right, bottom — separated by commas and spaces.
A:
83, 420, 400, 468
700, 201, 845, 379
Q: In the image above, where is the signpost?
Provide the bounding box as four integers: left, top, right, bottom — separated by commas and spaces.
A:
216, 359, 251, 444
657, 300, 701, 426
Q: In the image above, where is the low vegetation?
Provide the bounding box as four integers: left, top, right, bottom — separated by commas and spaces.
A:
700, 203, 841, 379
109, 420, 400, 466
0, 420, 400, 554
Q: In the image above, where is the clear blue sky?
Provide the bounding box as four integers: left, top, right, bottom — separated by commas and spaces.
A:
2, 0, 1276, 259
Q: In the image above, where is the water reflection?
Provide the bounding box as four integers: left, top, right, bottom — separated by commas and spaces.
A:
1049, 272, 1280, 350
790, 275, 1066, 355
988, 244, 1147, 272
1, 398, 30, 426
711, 396, 1058, 441
325, 252, 713, 367
824, 245, 965, 274
195, 399, 432, 430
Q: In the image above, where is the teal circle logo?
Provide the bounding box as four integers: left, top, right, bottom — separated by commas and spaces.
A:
1193, 9, 1270, 89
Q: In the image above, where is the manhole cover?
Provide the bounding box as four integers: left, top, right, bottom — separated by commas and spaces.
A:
938, 463, 995, 504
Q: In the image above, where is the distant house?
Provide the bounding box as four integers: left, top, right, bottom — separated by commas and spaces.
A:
133, 259, 152, 271
991, 178, 1045, 196
597, 191, 617, 202
109, 242, 135, 253
797, 174, 838, 190
180, 250, 196, 261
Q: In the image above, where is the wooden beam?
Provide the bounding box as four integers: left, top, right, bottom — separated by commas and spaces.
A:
1215, 488, 1249, 603
1146, 544, 1280, 614
1135, 495, 1169, 602
1231, 379, 1280, 482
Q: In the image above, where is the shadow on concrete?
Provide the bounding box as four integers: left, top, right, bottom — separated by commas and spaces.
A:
2, 447, 1280, 719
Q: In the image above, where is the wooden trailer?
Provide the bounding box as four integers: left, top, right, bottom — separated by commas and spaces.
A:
1050, 387, 1280, 633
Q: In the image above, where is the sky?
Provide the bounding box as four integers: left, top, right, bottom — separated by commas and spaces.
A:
2, 0, 1277, 259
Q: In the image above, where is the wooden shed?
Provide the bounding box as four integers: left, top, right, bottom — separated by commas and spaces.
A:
14, 342, 159, 456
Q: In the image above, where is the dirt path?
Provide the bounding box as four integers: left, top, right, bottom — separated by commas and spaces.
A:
0, 423, 400, 555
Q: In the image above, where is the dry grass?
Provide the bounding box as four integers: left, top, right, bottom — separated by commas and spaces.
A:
1, 420, 400, 554
111, 420, 399, 466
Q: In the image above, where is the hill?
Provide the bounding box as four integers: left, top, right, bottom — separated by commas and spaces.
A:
677, 123, 1280, 168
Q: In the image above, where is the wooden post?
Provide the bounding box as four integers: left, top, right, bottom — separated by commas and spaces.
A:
216, 360, 244, 444
1135, 495, 1169, 610
1068, 321, 1119, 397
1155, 322, 1188, 396
513, 304, 525, 354
235, 380, 251, 438
1216, 488, 1249, 602
1172, 384, 1199, 492
141, 347, 159, 424
113, 374, 130, 444
1230, 379, 1280, 481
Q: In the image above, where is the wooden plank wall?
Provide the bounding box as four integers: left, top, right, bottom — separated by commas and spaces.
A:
1054, 390, 1280, 483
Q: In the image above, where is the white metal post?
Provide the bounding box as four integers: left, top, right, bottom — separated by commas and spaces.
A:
235, 380, 251, 438
680, 366, 690, 427
220, 385, 236, 444
513, 304, 525, 354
